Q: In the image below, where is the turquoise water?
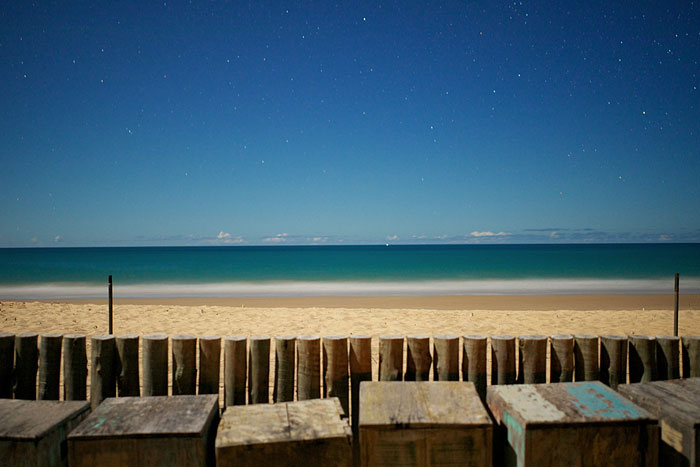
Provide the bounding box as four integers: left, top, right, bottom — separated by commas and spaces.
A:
1, 244, 699, 298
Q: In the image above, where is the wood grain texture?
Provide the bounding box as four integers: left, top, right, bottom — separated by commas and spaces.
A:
517, 335, 547, 384
90, 335, 116, 410
601, 334, 627, 389
63, 334, 87, 401
406, 335, 431, 382
488, 381, 659, 467
359, 382, 492, 467
433, 334, 459, 382
574, 334, 599, 382
116, 334, 140, 397
142, 334, 168, 396
629, 335, 657, 383
274, 336, 295, 403
297, 335, 321, 401
323, 335, 349, 416
620, 378, 700, 467
0, 399, 90, 467
379, 336, 404, 382
491, 335, 515, 385
463, 335, 487, 401
172, 334, 196, 396
656, 335, 680, 380
683, 336, 700, 378
223, 336, 247, 406
38, 333, 62, 400
198, 336, 221, 395
215, 398, 352, 467
248, 336, 270, 404
550, 334, 574, 383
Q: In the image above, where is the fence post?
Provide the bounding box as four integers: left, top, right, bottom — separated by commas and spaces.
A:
274, 336, 295, 403
682, 336, 700, 378
674, 273, 679, 337
463, 335, 487, 400
406, 335, 431, 381
63, 334, 87, 400
248, 336, 270, 404
116, 334, 140, 397
224, 336, 247, 406
323, 336, 349, 416
518, 335, 547, 384
142, 334, 168, 396
550, 334, 574, 383
379, 335, 403, 381
90, 335, 116, 410
297, 335, 320, 400
108, 275, 113, 335
171, 335, 196, 395
14, 333, 38, 400
0, 332, 13, 398
38, 333, 63, 400
491, 335, 515, 385
600, 335, 627, 389
349, 335, 371, 432
199, 336, 221, 395
433, 334, 459, 381
628, 335, 656, 383
574, 334, 599, 381
655, 335, 679, 380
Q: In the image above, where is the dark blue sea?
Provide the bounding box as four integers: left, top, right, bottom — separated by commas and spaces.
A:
0, 244, 698, 298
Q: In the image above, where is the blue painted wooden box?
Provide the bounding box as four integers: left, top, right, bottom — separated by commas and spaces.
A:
487, 381, 658, 466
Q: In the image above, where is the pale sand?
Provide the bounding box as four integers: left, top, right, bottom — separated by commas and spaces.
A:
2, 295, 698, 398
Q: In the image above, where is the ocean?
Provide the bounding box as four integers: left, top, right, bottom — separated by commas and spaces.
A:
1, 244, 699, 299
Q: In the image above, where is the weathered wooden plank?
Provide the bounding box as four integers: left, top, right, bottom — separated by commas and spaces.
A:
433, 334, 459, 381
63, 334, 87, 401
172, 334, 196, 395
38, 333, 62, 400
574, 334, 599, 381
629, 335, 656, 383
491, 335, 515, 385
379, 335, 403, 381
116, 334, 140, 397
0, 399, 90, 467
656, 335, 680, 380
273, 336, 295, 402
14, 332, 38, 400
198, 335, 221, 395
349, 335, 371, 434
0, 332, 13, 398
406, 334, 431, 381
223, 336, 246, 406
215, 398, 352, 467
487, 381, 659, 467
69, 395, 219, 467
620, 378, 700, 467
463, 335, 487, 401
359, 382, 492, 466
550, 334, 574, 383
297, 335, 321, 400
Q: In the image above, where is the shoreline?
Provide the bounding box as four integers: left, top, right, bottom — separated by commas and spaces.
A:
24, 293, 700, 311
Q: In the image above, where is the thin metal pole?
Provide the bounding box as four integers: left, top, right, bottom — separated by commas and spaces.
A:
674, 273, 679, 337
108, 275, 113, 335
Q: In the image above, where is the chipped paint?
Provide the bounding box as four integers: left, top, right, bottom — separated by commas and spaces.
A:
564, 383, 643, 420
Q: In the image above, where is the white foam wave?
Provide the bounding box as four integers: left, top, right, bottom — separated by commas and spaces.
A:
1, 278, 699, 299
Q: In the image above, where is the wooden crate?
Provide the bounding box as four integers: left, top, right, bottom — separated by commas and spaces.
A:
619, 377, 700, 466
68, 395, 219, 467
359, 381, 493, 466
215, 397, 352, 466
0, 399, 90, 467
487, 381, 659, 466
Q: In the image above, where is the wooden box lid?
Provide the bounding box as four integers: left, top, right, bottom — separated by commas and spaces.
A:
359, 381, 492, 429
216, 398, 351, 447
488, 381, 656, 428
619, 378, 700, 427
68, 395, 218, 440
0, 400, 90, 441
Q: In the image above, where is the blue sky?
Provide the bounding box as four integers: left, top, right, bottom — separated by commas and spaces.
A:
1, 1, 699, 246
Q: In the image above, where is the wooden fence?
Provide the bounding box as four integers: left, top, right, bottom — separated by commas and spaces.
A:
1, 332, 699, 427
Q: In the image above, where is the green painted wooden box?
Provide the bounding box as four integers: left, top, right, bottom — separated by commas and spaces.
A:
215, 398, 352, 466
487, 381, 659, 466
359, 381, 493, 466
67, 395, 219, 467
620, 377, 700, 466
0, 399, 90, 467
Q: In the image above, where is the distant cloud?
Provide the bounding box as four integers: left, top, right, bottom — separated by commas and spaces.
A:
470, 231, 510, 237
217, 231, 231, 239
54, 235, 62, 243
262, 233, 289, 243
212, 231, 244, 244
386, 234, 399, 241
309, 236, 329, 243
